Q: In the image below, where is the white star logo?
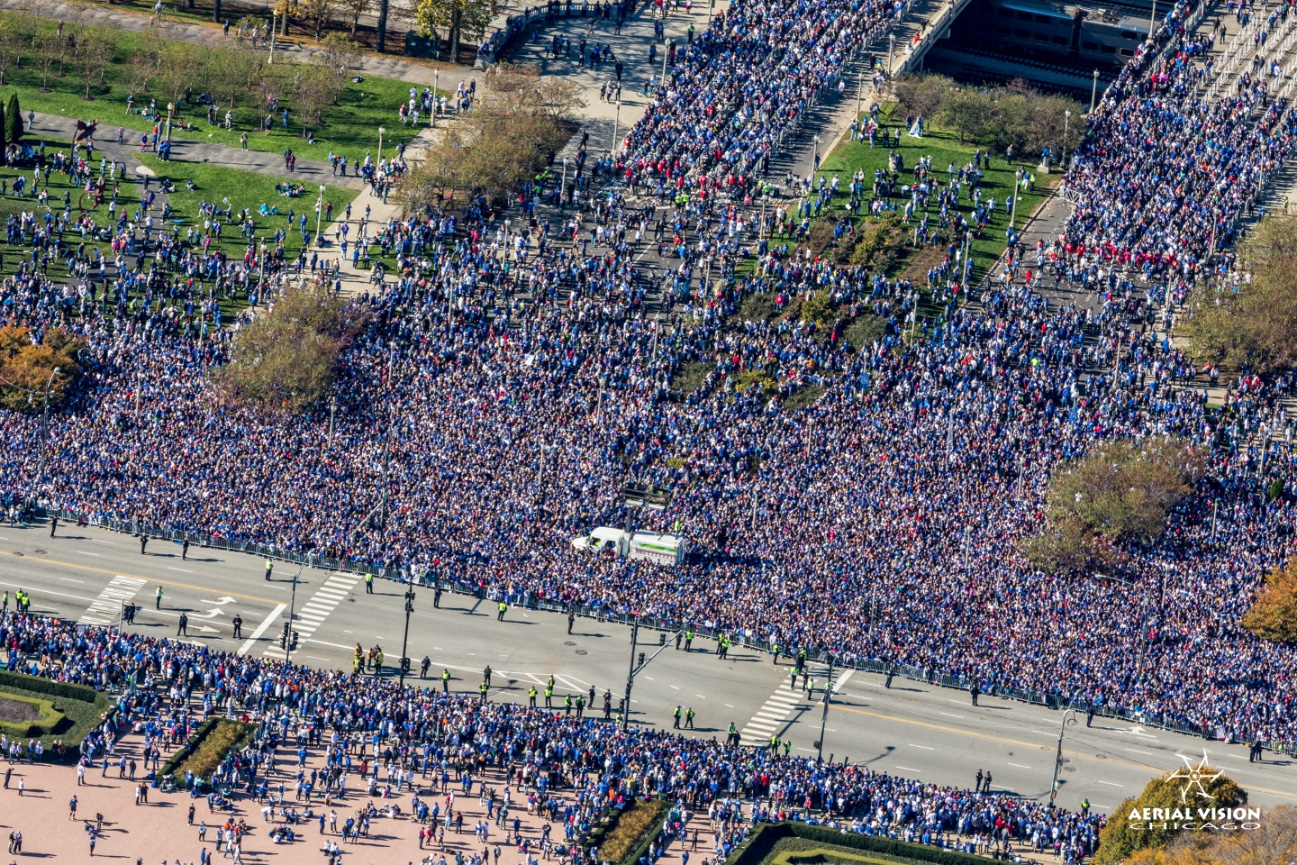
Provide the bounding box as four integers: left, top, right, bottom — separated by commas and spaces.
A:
1167, 750, 1223, 803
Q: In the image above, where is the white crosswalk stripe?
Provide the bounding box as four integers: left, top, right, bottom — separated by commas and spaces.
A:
79, 576, 146, 626
739, 670, 854, 746
262, 573, 361, 658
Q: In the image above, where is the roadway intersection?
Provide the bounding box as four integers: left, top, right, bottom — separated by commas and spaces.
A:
2, 519, 1294, 815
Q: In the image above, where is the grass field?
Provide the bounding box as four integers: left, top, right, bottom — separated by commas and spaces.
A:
137, 154, 358, 260
808, 104, 1053, 286
0, 12, 425, 162
0, 670, 112, 756
0, 138, 146, 279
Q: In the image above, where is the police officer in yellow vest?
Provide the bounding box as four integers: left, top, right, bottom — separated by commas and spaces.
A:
442, 669, 451, 692
479, 681, 488, 701
365, 573, 374, 594
529, 687, 538, 708
564, 694, 573, 715
544, 684, 553, 708
374, 647, 384, 673
497, 600, 508, 621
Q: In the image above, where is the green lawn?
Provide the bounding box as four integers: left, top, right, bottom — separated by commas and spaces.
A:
137, 153, 359, 263
0, 12, 425, 163
0, 670, 112, 758
808, 104, 1052, 286
0, 138, 146, 279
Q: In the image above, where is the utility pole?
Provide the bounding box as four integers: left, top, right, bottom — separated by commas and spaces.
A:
621, 615, 640, 730
1090, 69, 1100, 113
399, 576, 415, 688
1049, 708, 1078, 805
37, 366, 62, 483
284, 566, 301, 664
816, 652, 837, 762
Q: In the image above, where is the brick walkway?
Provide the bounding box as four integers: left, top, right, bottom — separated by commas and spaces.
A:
0, 719, 713, 865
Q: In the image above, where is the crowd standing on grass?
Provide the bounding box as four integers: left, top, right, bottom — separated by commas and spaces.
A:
0, 609, 1103, 863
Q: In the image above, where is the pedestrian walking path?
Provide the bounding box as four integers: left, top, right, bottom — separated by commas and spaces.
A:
263, 571, 362, 660
78, 575, 147, 627
739, 670, 853, 747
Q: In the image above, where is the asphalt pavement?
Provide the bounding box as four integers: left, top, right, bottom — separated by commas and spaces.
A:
3, 517, 1295, 814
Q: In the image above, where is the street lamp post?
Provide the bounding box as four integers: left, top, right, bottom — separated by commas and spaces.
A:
1148, 0, 1157, 41
329, 397, 337, 442
888, 34, 895, 76
560, 157, 569, 209
855, 75, 864, 124
611, 99, 622, 155
398, 577, 415, 688
433, 69, 440, 126
378, 126, 385, 163
1049, 708, 1078, 805
37, 366, 62, 482
269, 12, 276, 63
284, 566, 301, 664
165, 103, 174, 143
1090, 69, 1100, 113
1062, 110, 1071, 167
816, 652, 837, 762
315, 184, 326, 248
621, 614, 639, 730
258, 240, 266, 289
1009, 168, 1021, 232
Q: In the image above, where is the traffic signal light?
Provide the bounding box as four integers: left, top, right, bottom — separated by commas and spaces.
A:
400, 657, 411, 674
280, 625, 288, 649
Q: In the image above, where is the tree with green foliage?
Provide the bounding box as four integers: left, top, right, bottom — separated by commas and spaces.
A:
1242, 557, 1297, 644
1023, 437, 1205, 574
5, 92, 21, 143
1094, 769, 1246, 865
0, 101, 6, 151
415, 0, 497, 61
216, 284, 366, 414
1182, 216, 1297, 374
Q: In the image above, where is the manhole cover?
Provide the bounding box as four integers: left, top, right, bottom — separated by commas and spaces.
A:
564, 641, 577, 646
1094, 754, 1107, 759
33, 549, 46, 555
10, 551, 23, 557
575, 649, 588, 655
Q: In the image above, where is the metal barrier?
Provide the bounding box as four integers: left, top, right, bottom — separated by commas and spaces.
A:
33, 502, 1296, 757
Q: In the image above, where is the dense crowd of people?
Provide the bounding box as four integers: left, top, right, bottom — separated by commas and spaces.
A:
1, 0, 1296, 818
2, 609, 1104, 863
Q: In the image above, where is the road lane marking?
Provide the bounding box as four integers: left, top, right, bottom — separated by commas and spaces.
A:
1124, 748, 1155, 756
60, 577, 84, 583
1097, 781, 1125, 787
895, 766, 921, 772
1007, 762, 1031, 769
939, 712, 965, 719
79, 575, 146, 626
78, 551, 101, 557
829, 704, 1297, 802
168, 567, 194, 573
261, 575, 359, 659
908, 743, 935, 750
13, 553, 280, 603
237, 604, 288, 655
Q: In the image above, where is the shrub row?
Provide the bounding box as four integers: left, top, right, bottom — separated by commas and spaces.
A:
0, 670, 100, 704
160, 717, 258, 781
725, 823, 993, 865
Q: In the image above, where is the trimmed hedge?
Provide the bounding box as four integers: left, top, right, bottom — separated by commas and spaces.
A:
725, 823, 993, 865
0, 671, 112, 756
160, 717, 258, 782
622, 800, 672, 865
0, 670, 100, 704
0, 692, 65, 739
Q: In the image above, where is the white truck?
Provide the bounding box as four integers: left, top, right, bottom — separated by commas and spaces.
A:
570, 527, 686, 565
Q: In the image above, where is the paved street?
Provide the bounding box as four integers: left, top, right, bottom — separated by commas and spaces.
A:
5, 519, 1294, 815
